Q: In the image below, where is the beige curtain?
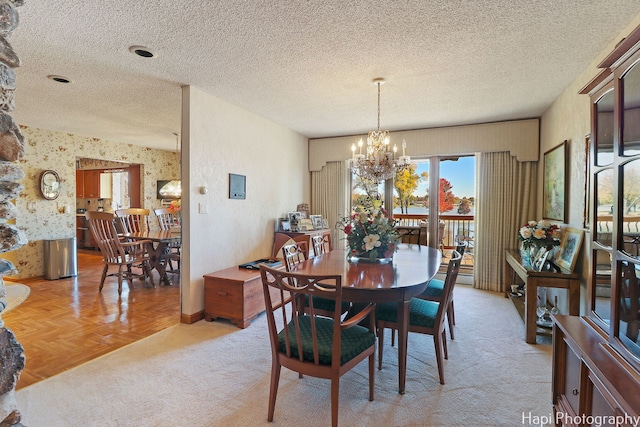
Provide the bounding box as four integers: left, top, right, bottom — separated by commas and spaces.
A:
474, 151, 536, 292
311, 161, 350, 249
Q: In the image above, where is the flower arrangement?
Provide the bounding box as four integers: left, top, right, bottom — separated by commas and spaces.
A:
338, 200, 401, 262
517, 220, 561, 250
168, 199, 181, 213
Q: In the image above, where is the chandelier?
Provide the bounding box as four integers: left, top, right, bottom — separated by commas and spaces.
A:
159, 132, 181, 199
349, 78, 410, 183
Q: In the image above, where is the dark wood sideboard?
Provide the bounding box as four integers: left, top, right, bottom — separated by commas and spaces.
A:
552, 315, 640, 426
504, 249, 580, 344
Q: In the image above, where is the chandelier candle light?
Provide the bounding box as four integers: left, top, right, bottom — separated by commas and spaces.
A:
349, 78, 411, 183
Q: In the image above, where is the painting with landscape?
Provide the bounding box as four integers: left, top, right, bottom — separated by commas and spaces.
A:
543, 141, 567, 222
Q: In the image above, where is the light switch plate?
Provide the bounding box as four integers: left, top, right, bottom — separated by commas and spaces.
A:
198, 203, 208, 214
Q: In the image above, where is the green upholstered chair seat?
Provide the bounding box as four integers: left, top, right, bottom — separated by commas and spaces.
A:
419, 279, 444, 298
376, 298, 439, 328
278, 315, 375, 366
304, 295, 350, 313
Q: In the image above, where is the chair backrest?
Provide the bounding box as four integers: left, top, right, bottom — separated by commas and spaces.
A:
438, 221, 446, 244
115, 208, 150, 233
86, 211, 127, 263
312, 233, 332, 256
620, 261, 640, 321
282, 242, 308, 271
154, 207, 178, 230
259, 265, 344, 365
436, 250, 462, 320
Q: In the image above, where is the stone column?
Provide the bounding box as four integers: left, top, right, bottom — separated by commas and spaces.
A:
0, 1, 28, 426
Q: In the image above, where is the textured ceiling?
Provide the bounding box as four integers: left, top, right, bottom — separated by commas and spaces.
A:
8, 1, 640, 152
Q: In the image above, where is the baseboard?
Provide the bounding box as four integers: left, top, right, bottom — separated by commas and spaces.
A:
181, 310, 204, 324
434, 272, 474, 285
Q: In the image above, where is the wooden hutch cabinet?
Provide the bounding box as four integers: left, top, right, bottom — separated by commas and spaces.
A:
552, 24, 640, 426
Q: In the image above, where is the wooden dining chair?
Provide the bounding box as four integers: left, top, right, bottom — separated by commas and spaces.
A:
375, 250, 462, 385
620, 261, 640, 342
86, 211, 154, 294
154, 207, 179, 230
312, 233, 332, 257
154, 207, 181, 274
417, 241, 466, 340
115, 208, 151, 233
282, 242, 349, 318
259, 265, 376, 427
282, 242, 308, 271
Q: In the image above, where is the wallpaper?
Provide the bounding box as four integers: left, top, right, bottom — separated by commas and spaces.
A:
3, 126, 179, 279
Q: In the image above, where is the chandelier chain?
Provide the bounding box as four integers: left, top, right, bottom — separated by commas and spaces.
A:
377, 81, 381, 132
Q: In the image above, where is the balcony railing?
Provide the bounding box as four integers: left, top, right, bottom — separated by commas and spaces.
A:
393, 213, 474, 267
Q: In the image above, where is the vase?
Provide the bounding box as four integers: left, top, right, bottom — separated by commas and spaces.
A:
519, 245, 535, 269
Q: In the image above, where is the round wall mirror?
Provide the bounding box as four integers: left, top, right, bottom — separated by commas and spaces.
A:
40, 169, 61, 200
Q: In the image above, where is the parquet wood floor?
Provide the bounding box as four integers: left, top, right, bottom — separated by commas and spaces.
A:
3, 249, 180, 390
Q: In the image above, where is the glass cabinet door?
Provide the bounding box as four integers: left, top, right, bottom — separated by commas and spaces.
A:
594, 168, 614, 247
595, 88, 615, 166
592, 248, 612, 326
622, 61, 640, 156
617, 260, 640, 358
621, 159, 640, 257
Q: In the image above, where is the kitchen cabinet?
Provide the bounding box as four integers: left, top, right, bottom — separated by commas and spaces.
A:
76, 170, 85, 198
76, 169, 111, 198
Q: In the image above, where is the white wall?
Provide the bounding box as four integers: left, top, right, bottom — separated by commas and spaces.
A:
309, 119, 540, 171
180, 86, 309, 316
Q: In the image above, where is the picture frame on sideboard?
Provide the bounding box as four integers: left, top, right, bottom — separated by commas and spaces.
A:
555, 227, 584, 272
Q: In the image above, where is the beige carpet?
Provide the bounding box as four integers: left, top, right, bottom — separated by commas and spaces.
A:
15, 285, 553, 427
2, 283, 30, 314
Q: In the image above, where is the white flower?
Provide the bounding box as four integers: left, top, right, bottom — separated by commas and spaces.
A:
538, 220, 551, 229
363, 234, 382, 251
528, 221, 537, 227
520, 227, 533, 239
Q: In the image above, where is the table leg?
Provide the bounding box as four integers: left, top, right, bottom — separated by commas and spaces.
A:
568, 279, 580, 316
397, 299, 410, 394
525, 278, 537, 344
146, 242, 171, 286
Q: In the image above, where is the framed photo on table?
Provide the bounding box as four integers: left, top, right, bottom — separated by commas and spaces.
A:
555, 228, 584, 272
298, 218, 314, 231
543, 141, 568, 222
533, 247, 552, 272
310, 215, 323, 230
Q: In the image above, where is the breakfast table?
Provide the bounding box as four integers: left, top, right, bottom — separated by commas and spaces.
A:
121, 230, 181, 285
291, 244, 442, 394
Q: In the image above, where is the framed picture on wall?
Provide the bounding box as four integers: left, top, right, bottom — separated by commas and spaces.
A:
543, 140, 568, 222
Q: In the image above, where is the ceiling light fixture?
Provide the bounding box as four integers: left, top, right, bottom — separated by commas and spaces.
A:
47, 75, 72, 84
128, 45, 157, 58
159, 133, 181, 199
349, 78, 411, 183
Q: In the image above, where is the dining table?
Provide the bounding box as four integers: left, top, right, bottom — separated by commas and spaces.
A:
121, 230, 181, 285
291, 243, 442, 394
